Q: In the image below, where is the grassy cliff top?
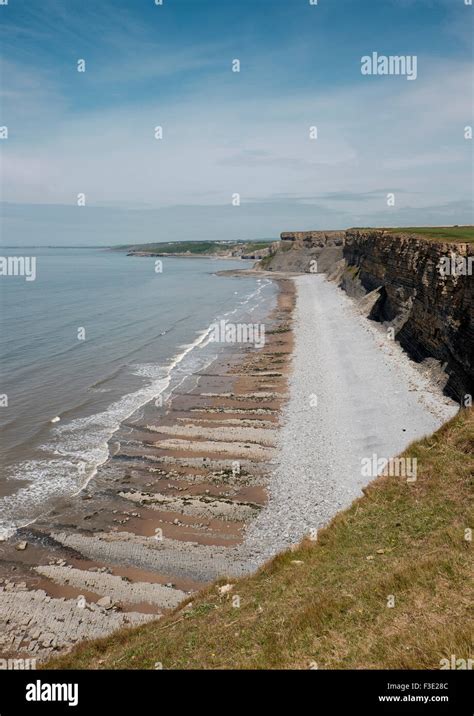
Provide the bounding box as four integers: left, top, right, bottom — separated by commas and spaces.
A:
46, 409, 473, 670
381, 226, 474, 244
279, 227, 474, 245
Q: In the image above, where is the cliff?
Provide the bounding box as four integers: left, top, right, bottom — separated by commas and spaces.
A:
341, 230, 473, 402
259, 227, 473, 402
259, 231, 344, 272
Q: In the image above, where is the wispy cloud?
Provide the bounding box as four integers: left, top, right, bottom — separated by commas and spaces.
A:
0, 0, 472, 242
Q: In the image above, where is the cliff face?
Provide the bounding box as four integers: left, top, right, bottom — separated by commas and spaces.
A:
341, 230, 473, 401
260, 231, 344, 272
280, 230, 346, 244
259, 228, 473, 401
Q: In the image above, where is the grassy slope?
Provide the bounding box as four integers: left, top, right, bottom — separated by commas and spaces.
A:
47, 410, 473, 670
383, 226, 474, 244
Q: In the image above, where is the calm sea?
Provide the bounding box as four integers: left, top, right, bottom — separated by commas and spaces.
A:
0, 248, 275, 537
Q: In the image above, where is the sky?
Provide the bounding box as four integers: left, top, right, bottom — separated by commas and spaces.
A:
0, 0, 472, 245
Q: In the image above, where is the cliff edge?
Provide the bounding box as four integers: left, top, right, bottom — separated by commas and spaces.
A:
259, 227, 473, 402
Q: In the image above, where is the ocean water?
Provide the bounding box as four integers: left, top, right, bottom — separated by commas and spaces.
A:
0, 248, 275, 538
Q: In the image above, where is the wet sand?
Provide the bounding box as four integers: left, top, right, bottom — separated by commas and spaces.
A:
0, 278, 294, 661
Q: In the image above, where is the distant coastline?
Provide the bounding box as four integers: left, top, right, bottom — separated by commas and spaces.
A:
126, 251, 242, 259
118, 239, 275, 260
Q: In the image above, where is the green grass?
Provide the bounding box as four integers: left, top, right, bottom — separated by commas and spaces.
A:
121, 241, 274, 255
258, 254, 273, 268
383, 226, 474, 244
241, 242, 274, 253
46, 410, 473, 670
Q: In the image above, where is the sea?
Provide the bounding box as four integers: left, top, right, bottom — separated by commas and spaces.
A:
0, 247, 275, 538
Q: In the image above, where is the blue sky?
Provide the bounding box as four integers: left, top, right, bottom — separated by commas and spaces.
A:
0, 0, 472, 245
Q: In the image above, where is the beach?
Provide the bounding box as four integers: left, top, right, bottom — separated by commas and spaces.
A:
0, 274, 294, 661
236, 274, 458, 569
0, 271, 458, 663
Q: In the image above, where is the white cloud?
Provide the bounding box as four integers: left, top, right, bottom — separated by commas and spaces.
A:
1, 53, 472, 234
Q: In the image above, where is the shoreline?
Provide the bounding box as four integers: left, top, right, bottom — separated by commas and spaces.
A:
0, 271, 459, 663
0, 266, 272, 538
0, 277, 295, 661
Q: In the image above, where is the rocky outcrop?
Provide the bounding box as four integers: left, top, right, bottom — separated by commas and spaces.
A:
259, 231, 344, 272
241, 246, 273, 260
280, 230, 346, 243
340, 230, 473, 402
258, 228, 473, 402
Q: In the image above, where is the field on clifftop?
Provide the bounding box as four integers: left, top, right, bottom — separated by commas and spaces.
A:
383, 226, 474, 243
47, 409, 473, 670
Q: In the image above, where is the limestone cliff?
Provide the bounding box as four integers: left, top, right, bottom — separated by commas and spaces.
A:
258, 231, 344, 272
259, 228, 473, 402
341, 230, 473, 402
